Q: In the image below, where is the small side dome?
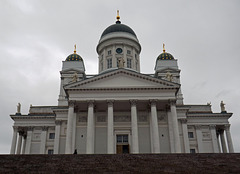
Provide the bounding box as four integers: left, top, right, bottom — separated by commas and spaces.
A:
157, 52, 174, 60
66, 53, 83, 61
157, 43, 174, 60
66, 45, 83, 61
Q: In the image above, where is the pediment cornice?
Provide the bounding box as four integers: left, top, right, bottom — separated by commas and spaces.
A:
64, 69, 180, 90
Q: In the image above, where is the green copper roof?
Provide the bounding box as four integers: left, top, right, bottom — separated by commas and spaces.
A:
66, 53, 83, 61
101, 21, 137, 38
157, 52, 174, 60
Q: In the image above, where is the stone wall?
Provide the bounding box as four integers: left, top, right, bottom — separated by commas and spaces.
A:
0, 153, 240, 173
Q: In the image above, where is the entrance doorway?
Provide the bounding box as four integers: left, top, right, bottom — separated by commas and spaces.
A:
116, 134, 130, 154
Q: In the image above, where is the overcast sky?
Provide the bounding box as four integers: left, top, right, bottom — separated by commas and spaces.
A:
0, 0, 239, 154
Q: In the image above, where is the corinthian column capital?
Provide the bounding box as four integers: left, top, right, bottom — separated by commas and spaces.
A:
224, 124, 230, 131
149, 99, 157, 106
68, 100, 76, 107
130, 99, 137, 106
107, 100, 114, 106
180, 118, 187, 124
87, 100, 94, 107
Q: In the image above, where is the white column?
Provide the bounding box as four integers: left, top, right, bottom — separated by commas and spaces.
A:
86, 100, 95, 154
167, 112, 175, 153
195, 125, 203, 153
25, 127, 33, 154
54, 120, 61, 154
217, 132, 221, 152
16, 130, 23, 154
150, 100, 160, 153
209, 125, 219, 153
220, 129, 227, 153
130, 100, 139, 153
180, 119, 190, 153
107, 100, 114, 154
170, 100, 181, 153
72, 113, 77, 152
65, 101, 75, 154
10, 126, 18, 154
225, 124, 234, 153
40, 126, 48, 154
21, 134, 27, 154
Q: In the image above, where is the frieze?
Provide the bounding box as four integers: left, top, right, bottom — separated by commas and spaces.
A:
209, 125, 216, 130
157, 113, 167, 122
97, 115, 106, 122
33, 133, 41, 140
55, 120, 62, 125
114, 115, 131, 122
202, 132, 211, 139
138, 115, 148, 122
78, 115, 87, 122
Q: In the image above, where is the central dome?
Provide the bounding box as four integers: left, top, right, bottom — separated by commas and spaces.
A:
101, 21, 137, 39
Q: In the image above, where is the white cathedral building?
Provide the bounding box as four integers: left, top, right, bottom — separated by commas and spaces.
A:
10, 13, 234, 155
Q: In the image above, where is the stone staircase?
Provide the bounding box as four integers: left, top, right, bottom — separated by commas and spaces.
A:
0, 153, 240, 173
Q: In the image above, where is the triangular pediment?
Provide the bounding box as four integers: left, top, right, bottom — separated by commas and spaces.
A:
64, 69, 180, 90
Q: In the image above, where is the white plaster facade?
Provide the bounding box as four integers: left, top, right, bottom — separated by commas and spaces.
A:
10, 17, 234, 155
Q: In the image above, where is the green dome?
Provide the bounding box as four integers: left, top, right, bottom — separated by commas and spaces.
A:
157, 52, 174, 60
66, 53, 83, 61
101, 21, 137, 39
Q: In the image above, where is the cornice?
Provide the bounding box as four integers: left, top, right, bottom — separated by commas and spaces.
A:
64, 69, 180, 90
10, 115, 55, 120
187, 113, 232, 118
67, 87, 178, 91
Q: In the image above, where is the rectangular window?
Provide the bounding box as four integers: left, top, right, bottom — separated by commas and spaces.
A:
190, 149, 196, 153
188, 132, 194, 138
127, 58, 132, 68
49, 133, 55, 139
116, 135, 128, 143
107, 58, 112, 69
108, 50, 112, 55
127, 50, 131, 54
48, 149, 54, 154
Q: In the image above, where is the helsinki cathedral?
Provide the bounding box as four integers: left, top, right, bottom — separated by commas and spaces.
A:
10, 12, 234, 154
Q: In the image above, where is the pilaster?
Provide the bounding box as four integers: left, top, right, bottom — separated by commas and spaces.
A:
54, 120, 62, 154
195, 125, 203, 153
209, 125, 219, 153
40, 126, 48, 154
25, 127, 33, 154
180, 119, 190, 153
